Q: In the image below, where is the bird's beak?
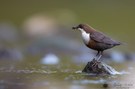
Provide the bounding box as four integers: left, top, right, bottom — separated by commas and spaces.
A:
72, 26, 78, 30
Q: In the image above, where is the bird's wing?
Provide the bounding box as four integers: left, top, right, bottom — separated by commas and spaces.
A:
90, 32, 120, 45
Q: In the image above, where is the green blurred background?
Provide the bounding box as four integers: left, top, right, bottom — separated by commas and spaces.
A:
0, 0, 135, 51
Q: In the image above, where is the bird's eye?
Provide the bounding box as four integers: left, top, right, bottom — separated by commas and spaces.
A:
78, 24, 82, 28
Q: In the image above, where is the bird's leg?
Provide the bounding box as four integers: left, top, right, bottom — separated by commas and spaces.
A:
97, 51, 103, 62
96, 51, 100, 56
92, 51, 103, 67
93, 51, 100, 60
97, 54, 102, 61
92, 51, 100, 67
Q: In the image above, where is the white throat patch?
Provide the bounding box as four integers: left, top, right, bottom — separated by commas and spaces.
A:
78, 28, 90, 44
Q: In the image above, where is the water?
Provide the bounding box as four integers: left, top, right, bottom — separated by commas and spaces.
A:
0, 59, 133, 89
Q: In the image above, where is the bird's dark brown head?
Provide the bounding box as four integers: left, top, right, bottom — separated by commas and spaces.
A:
72, 24, 95, 33
72, 24, 84, 30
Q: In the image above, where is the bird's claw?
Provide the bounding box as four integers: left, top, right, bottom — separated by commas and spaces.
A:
92, 60, 101, 67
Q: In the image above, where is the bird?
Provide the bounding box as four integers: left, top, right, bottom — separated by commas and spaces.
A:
72, 24, 122, 63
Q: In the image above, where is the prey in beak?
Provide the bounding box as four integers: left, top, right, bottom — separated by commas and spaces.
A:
72, 26, 78, 30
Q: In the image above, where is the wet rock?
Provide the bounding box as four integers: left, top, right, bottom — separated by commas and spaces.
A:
40, 53, 60, 65
82, 59, 121, 75
0, 47, 23, 61
103, 83, 109, 88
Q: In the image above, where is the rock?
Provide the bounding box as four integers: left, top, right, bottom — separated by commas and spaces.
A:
0, 47, 23, 61
82, 59, 121, 75
40, 53, 60, 65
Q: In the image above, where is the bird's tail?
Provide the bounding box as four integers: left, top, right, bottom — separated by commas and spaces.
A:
116, 42, 127, 46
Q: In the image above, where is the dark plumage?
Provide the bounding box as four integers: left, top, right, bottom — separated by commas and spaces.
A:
73, 24, 122, 61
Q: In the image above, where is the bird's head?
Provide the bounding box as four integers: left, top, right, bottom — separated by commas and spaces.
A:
72, 24, 84, 30
72, 24, 94, 33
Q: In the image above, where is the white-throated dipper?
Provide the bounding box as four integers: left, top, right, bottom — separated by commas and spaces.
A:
72, 24, 121, 62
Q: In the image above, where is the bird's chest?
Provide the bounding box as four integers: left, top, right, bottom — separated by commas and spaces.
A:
81, 32, 90, 45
